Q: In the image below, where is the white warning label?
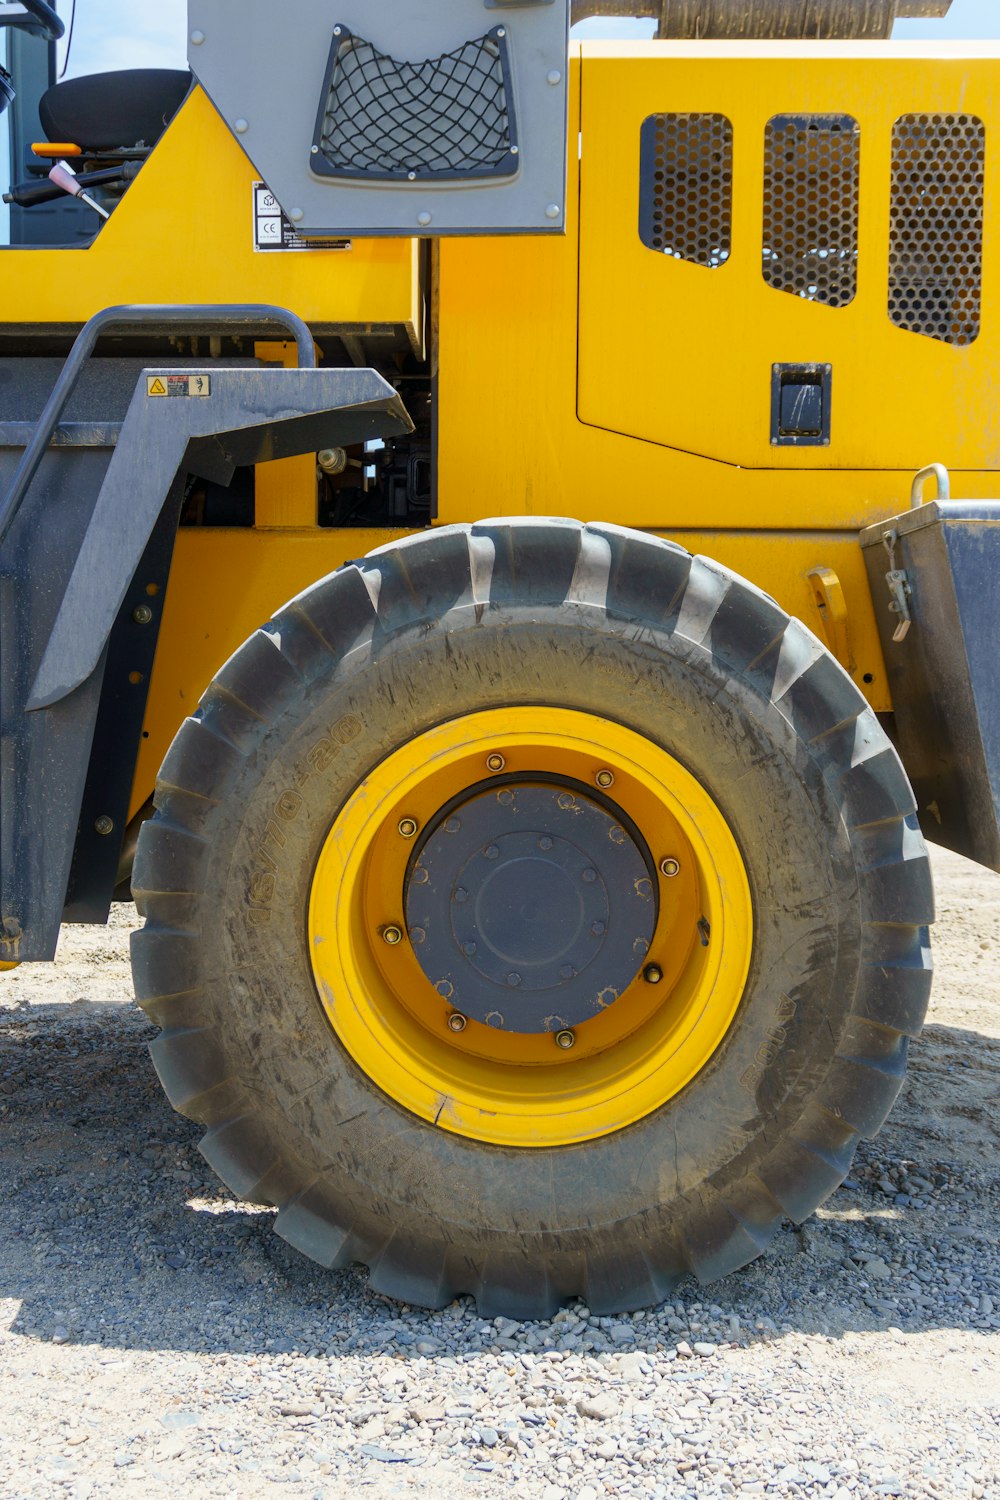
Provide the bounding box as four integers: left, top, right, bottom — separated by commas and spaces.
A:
147, 374, 211, 397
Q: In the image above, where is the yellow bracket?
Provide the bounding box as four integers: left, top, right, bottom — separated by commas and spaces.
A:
807, 566, 855, 675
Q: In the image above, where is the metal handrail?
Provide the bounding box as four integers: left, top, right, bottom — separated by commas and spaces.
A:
0, 302, 316, 546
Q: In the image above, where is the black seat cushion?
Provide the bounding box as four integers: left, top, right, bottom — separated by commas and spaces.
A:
39, 69, 191, 151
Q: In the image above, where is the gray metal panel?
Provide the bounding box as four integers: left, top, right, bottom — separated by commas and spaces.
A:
187, 0, 569, 236
860, 500, 1000, 872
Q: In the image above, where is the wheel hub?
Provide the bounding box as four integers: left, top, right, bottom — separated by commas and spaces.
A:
404, 780, 657, 1033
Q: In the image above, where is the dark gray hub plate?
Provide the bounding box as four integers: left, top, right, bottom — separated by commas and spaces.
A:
404, 781, 657, 1034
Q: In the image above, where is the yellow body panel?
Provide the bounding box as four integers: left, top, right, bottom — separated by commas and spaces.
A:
6, 47, 995, 819
0, 87, 424, 346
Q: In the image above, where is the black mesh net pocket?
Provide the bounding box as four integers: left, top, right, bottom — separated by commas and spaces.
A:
312, 25, 518, 182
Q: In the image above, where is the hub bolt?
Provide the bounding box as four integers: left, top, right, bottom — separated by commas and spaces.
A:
660, 857, 681, 878
447, 1012, 468, 1033
643, 963, 664, 984
398, 817, 418, 838
486, 753, 506, 773
555, 1029, 576, 1050
595, 769, 615, 789
381, 925, 403, 946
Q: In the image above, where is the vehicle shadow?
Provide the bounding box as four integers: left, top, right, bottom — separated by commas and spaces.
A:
1, 995, 998, 1359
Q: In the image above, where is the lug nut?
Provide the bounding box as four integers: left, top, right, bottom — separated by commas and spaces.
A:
381, 925, 403, 946
660, 857, 681, 878
486, 753, 506, 773
555, 1029, 576, 1050
643, 963, 663, 984
397, 817, 418, 838
595, 769, 614, 788
447, 1012, 468, 1033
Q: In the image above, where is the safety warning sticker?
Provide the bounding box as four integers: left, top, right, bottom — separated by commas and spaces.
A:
252, 182, 350, 253
147, 375, 211, 397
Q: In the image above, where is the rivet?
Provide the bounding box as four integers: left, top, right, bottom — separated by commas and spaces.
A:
581, 868, 597, 884
453, 886, 469, 904
398, 817, 418, 838
447, 1012, 467, 1033
310, 145, 319, 155
436, 979, 454, 998
234, 118, 249, 134
132, 604, 153, 625
381, 925, 403, 946
559, 964, 576, 981
538, 836, 553, 851
190, 29, 206, 45
595, 769, 614, 788
660, 857, 681, 878
94, 816, 114, 837
496, 26, 506, 37
506, 972, 522, 987
643, 963, 664, 984
555, 1029, 576, 1050
498, 788, 514, 806
289, 208, 304, 222
407, 171, 417, 181
547, 69, 562, 85
417, 210, 432, 228
444, 816, 462, 834
486, 753, 506, 773
412, 866, 429, 885
333, 25, 342, 35
484, 844, 499, 861
591, 920, 606, 937
462, 941, 477, 957
409, 926, 426, 946
485, 1011, 504, 1028
545, 203, 561, 219
510, 145, 519, 155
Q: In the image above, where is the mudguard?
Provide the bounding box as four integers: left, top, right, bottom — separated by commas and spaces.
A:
0, 365, 411, 961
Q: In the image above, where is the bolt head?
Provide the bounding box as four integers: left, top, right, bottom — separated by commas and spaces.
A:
545, 203, 561, 220
132, 604, 153, 625
581, 868, 597, 884
310, 144, 319, 155
506, 972, 522, 988
417, 211, 432, 228
409, 926, 426, 946
447, 1012, 468, 1033
559, 964, 576, 981
381, 925, 403, 946
484, 844, 499, 861
190, 29, 206, 45
659, 857, 681, 878
595, 769, 614, 788
234, 118, 249, 134
94, 816, 114, 837
289, 208, 304, 222
538, 836, 553, 851
486, 753, 506, 773
555, 1029, 576, 1050
398, 817, 418, 838
643, 963, 664, 985
547, 69, 562, 85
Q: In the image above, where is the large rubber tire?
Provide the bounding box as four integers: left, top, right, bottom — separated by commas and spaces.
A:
131, 519, 933, 1317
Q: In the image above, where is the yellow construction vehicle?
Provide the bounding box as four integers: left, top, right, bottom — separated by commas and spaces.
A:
1, 0, 993, 1314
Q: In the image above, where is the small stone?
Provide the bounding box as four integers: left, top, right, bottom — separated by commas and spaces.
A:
676, 1340, 694, 1357
865, 1257, 891, 1280
595, 1440, 618, 1459
415, 1339, 440, 1355
480, 1427, 499, 1447
66, 1432, 89, 1447
280, 1401, 314, 1417
576, 1394, 618, 1421
360, 1444, 410, 1462
113, 1453, 134, 1469
693, 1341, 716, 1357
51, 1326, 70, 1345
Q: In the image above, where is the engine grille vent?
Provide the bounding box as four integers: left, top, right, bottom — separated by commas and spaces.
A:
762, 114, 860, 307
888, 113, 985, 346
312, 26, 517, 181
639, 113, 733, 267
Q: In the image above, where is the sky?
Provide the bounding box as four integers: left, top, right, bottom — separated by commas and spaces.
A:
2, 0, 999, 240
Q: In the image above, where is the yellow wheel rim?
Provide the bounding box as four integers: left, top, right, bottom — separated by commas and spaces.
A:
308, 707, 752, 1147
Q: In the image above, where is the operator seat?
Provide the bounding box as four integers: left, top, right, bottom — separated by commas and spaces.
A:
38, 69, 191, 151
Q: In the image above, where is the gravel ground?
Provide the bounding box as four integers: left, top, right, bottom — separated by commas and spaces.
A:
1, 845, 998, 1500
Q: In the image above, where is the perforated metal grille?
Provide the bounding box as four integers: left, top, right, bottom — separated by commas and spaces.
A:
762, 115, 859, 307
313, 27, 516, 182
889, 113, 985, 346
639, 113, 733, 267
